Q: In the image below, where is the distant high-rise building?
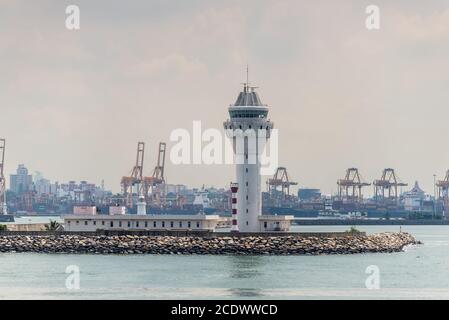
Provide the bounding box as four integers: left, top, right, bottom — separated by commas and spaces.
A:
9, 164, 33, 194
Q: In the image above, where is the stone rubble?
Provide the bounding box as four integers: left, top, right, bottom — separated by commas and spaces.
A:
0, 232, 420, 255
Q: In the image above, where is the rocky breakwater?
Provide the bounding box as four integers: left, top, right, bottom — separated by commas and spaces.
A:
0, 232, 420, 255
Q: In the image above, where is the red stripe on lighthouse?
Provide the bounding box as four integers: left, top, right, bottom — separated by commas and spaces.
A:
230, 182, 239, 232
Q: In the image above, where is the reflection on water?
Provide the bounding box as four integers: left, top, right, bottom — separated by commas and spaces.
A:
227, 255, 264, 279
227, 287, 264, 298
226, 256, 266, 297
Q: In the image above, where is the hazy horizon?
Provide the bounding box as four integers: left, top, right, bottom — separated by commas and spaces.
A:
2, 0, 449, 196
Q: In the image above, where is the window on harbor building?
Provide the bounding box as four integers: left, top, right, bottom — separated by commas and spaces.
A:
93, 221, 96, 226
110, 221, 113, 227
84, 221, 88, 226
127, 221, 131, 228
170, 221, 174, 228
153, 221, 157, 228
179, 221, 182, 228
162, 221, 165, 228
196, 222, 200, 228
119, 221, 122, 227
145, 221, 148, 228
102, 221, 105, 226
188, 221, 191, 228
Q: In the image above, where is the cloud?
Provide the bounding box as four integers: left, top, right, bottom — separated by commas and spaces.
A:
1, 0, 449, 195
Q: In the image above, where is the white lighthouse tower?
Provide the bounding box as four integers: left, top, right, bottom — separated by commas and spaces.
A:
224, 79, 273, 232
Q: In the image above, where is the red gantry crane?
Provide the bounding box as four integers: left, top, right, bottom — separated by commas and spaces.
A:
121, 142, 145, 208
437, 170, 449, 199
437, 170, 449, 211
373, 168, 407, 203
144, 142, 167, 207
337, 168, 370, 202
267, 167, 298, 198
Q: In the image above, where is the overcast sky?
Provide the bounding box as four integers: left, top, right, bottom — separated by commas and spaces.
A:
1, 0, 449, 195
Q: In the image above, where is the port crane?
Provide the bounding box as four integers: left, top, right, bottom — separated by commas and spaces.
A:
337, 168, 370, 202
267, 167, 298, 198
437, 170, 449, 200
373, 168, 407, 203
121, 142, 145, 208
437, 170, 449, 214
0, 138, 6, 214
144, 142, 167, 207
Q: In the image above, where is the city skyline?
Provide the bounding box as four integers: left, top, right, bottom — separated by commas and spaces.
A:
2, 0, 449, 195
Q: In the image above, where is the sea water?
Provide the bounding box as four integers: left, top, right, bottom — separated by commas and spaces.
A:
0, 225, 448, 299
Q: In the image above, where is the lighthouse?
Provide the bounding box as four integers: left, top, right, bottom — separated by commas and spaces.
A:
224, 79, 273, 232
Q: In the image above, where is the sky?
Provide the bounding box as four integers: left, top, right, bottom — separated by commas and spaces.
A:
1, 0, 449, 196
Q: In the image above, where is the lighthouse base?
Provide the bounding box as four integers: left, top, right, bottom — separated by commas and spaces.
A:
231, 215, 295, 233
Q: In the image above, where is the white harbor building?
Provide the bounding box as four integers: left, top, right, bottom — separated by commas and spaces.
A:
64, 211, 222, 232
64, 204, 293, 232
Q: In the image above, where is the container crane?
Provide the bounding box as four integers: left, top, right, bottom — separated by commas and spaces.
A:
337, 168, 370, 202
267, 167, 298, 198
121, 142, 145, 208
373, 168, 407, 203
144, 142, 166, 206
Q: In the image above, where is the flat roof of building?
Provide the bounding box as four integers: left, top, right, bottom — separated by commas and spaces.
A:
65, 214, 221, 220
258, 215, 295, 221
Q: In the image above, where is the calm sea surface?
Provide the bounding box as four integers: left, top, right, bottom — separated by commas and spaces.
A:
1, 224, 449, 299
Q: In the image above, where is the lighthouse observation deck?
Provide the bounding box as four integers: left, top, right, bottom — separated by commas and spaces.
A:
224, 84, 273, 134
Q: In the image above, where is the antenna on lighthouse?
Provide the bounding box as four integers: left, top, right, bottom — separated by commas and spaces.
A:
242, 64, 250, 92
243, 65, 258, 92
